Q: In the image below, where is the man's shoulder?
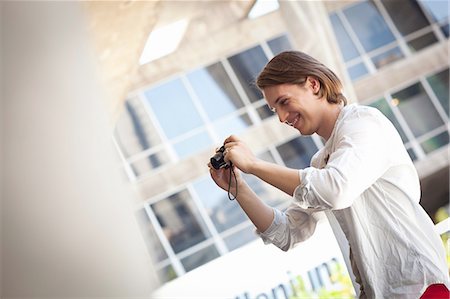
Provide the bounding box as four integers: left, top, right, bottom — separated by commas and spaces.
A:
340, 103, 386, 126
336, 103, 389, 138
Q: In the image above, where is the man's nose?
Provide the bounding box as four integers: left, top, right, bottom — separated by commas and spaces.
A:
278, 110, 288, 123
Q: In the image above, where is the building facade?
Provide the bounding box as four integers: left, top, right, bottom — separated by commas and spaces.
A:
113, 0, 449, 296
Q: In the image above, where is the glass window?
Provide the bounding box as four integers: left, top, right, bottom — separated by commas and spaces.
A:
418, 0, 449, 23
151, 190, 211, 253
135, 208, 168, 263
392, 82, 445, 137
257, 149, 277, 163
427, 69, 449, 117
441, 23, 449, 38
228, 46, 268, 103
251, 150, 291, 206
129, 150, 170, 177
187, 63, 244, 121
193, 177, 248, 233
243, 171, 287, 207
256, 103, 274, 120
223, 225, 258, 251
157, 264, 178, 283
407, 148, 417, 161
347, 62, 369, 81
173, 130, 213, 159
381, 0, 430, 36
371, 47, 404, 69
180, 245, 220, 272
329, 13, 360, 62
213, 113, 253, 141
421, 131, 449, 154
343, 1, 396, 52
407, 31, 439, 52
145, 78, 204, 139
267, 34, 292, 56
368, 98, 409, 143
277, 137, 318, 169
114, 97, 162, 158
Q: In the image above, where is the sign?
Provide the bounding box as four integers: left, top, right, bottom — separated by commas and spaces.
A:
152, 222, 355, 298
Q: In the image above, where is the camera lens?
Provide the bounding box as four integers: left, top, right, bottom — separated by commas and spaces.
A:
210, 146, 229, 169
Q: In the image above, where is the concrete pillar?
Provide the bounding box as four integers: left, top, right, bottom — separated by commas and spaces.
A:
1, 2, 157, 297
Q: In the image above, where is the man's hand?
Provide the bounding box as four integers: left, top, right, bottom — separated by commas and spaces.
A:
222, 135, 258, 174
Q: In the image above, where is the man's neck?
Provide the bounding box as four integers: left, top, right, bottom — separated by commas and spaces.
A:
319, 103, 343, 141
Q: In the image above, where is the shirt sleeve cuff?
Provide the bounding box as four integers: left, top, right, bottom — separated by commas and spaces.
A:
293, 168, 314, 209
256, 208, 286, 245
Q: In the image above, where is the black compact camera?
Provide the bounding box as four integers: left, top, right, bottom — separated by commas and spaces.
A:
210, 145, 230, 170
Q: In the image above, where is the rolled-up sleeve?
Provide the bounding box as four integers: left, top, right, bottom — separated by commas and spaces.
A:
257, 205, 318, 251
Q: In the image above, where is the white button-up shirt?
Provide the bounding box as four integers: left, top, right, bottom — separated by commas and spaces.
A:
258, 104, 449, 298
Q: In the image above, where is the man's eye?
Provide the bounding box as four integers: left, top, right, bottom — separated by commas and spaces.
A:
281, 99, 289, 105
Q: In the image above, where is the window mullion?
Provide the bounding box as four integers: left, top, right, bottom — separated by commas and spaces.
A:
384, 93, 427, 160
372, 0, 411, 57
139, 92, 178, 162
336, 10, 377, 74
144, 204, 186, 276
420, 77, 449, 124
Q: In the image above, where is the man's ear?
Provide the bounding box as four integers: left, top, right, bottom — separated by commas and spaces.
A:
307, 76, 321, 94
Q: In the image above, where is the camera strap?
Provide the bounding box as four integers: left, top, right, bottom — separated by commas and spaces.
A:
227, 163, 237, 201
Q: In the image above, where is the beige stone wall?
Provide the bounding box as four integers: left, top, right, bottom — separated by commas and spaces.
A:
130, 11, 287, 94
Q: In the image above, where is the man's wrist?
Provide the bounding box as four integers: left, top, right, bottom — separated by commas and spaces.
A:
248, 159, 266, 177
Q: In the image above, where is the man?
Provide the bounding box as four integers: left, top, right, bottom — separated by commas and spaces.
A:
209, 51, 449, 298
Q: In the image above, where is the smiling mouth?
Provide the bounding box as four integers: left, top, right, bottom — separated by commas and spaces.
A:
285, 115, 300, 127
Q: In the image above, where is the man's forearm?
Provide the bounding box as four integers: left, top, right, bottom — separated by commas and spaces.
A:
235, 182, 274, 233
249, 160, 301, 196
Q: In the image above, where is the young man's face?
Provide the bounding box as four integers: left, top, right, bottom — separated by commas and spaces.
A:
263, 77, 324, 136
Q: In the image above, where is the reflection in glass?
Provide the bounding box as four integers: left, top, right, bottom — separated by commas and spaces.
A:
421, 131, 449, 154
392, 83, 445, 137
343, 1, 395, 52
135, 208, 168, 263
407, 32, 438, 52
381, 0, 430, 36
145, 79, 203, 139
173, 130, 213, 159
213, 113, 253, 141
180, 245, 220, 272
187, 63, 244, 121
329, 13, 360, 62
151, 190, 210, 253
158, 264, 178, 283
193, 176, 248, 233
369, 99, 408, 143
371, 47, 404, 69
115, 97, 162, 158
418, 0, 449, 23
130, 150, 170, 177
347, 62, 368, 81
277, 137, 318, 169
267, 34, 292, 56
224, 225, 258, 251
427, 69, 449, 117
228, 46, 268, 102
